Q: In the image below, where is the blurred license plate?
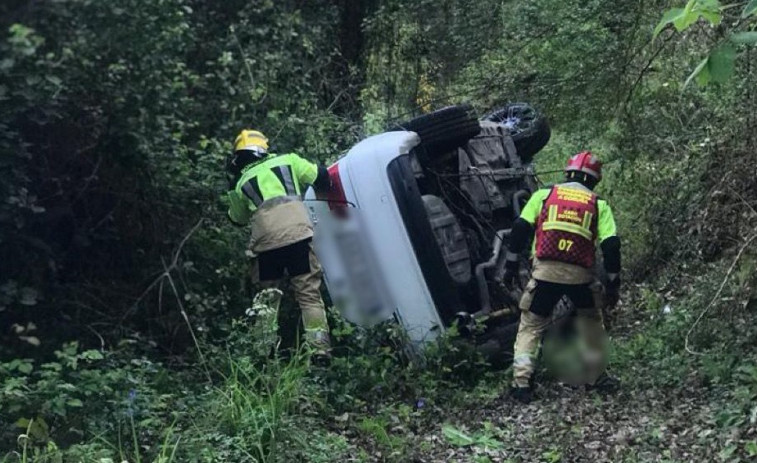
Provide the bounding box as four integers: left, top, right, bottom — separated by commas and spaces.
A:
334, 230, 383, 316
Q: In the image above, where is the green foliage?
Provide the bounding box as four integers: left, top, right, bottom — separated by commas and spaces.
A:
612, 255, 757, 422
2, 309, 350, 462
743, 0, 757, 17
653, 0, 723, 39
541, 447, 563, 463
730, 31, 757, 44
0, 341, 192, 462
2, 0, 757, 460
656, 0, 757, 87
686, 43, 736, 87
709, 41, 737, 79
358, 416, 407, 452
0, 0, 360, 358
1, 309, 505, 461
209, 352, 311, 462
2, 342, 114, 423
442, 423, 504, 450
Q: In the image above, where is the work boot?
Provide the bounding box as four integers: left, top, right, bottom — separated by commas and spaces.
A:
586, 372, 620, 394
312, 351, 331, 366
307, 331, 332, 366
510, 386, 534, 404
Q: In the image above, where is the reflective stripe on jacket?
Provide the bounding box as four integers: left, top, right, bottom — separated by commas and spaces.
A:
227, 153, 318, 225
520, 183, 616, 245
535, 186, 599, 268
518, 182, 618, 284
226, 153, 319, 253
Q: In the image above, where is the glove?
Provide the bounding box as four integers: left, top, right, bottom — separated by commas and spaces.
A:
604, 277, 620, 308
312, 165, 332, 193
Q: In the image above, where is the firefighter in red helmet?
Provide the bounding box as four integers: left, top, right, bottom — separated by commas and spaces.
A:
503, 151, 621, 403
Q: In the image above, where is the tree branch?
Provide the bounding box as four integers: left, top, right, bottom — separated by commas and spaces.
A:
685, 233, 757, 355
121, 218, 204, 322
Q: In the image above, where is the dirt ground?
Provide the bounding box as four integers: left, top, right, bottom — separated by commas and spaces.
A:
335, 304, 756, 463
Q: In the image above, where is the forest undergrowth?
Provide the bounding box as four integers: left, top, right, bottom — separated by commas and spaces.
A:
2, 245, 756, 462
2, 0, 757, 462
4, 133, 756, 462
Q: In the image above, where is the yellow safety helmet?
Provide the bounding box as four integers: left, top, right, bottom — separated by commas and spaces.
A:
233, 129, 269, 156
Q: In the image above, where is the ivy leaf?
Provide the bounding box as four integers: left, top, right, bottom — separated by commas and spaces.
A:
66, 398, 84, 407
674, 0, 700, 31
17, 361, 33, 374
700, 10, 722, 25
699, 0, 723, 25
684, 42, 735, 89
685, 57, 710, 88
15, 417, 49, 442
743, 0, 757, 18
730, 32, 757, 44
442, 425, 475, 446
654, 8, 685, 38
654, 1, 723, 39
15, 418, 31, 429
81, 349, 104, 361
719, 444, 737, 460
474, 435, 504, 450
709, 43, 736, 82
19, 336, 40, 347
45, 75, 62, 86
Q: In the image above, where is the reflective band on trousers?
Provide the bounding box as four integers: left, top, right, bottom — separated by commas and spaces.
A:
513, 354, 533, 367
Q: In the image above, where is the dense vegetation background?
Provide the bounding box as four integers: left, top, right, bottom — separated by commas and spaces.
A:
1, 0, 756, 461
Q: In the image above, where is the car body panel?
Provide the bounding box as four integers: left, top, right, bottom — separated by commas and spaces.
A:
305, 131, 444, 343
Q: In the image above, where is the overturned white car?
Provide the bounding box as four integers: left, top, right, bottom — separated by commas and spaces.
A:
306, 104, 558, 355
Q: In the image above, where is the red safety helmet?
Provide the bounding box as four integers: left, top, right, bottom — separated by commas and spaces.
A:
565, 151, 602, 181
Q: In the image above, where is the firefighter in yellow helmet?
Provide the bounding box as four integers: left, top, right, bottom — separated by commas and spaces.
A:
226, 129, 332, 358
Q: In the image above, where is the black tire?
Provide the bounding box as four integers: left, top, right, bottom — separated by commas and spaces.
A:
484, 103, 551, 163
390, 104, 481, 154
477, 321, 519, 368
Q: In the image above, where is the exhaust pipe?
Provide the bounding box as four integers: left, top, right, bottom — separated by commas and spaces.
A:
473, 229, 509, 317
512, 189, 530, 219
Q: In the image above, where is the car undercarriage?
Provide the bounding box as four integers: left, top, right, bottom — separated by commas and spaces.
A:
390, 104, 565, 356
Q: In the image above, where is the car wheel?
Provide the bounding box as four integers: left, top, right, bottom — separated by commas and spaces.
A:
477, 321, 519, 368
390, 104, 481, 154
484, 103, 551, 163
421, 195, 472, 285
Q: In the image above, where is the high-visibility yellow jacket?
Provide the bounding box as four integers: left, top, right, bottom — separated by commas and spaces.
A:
227, 153, 320, 253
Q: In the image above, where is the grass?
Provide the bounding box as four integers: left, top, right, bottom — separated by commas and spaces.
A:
212, 349, 311, 462
3, 245, 755, 462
